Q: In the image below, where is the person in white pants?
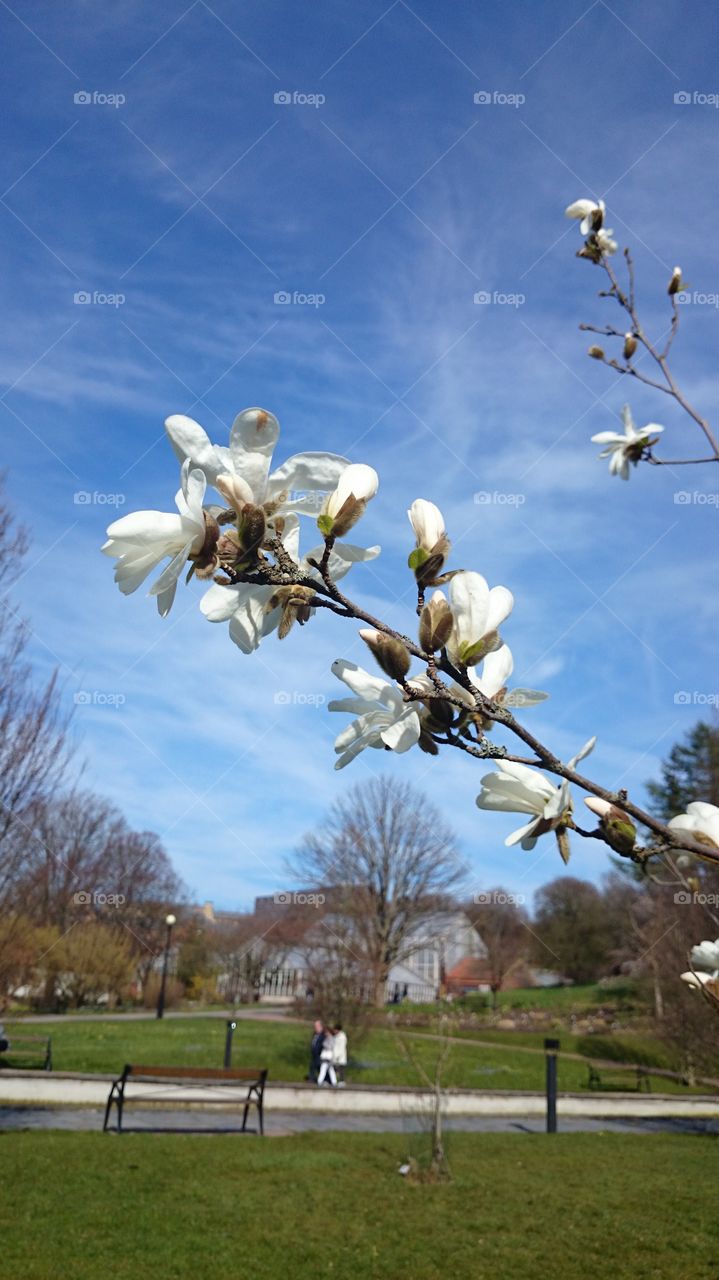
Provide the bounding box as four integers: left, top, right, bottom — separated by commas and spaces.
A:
317, 1028, 337, 1086
332, 1024, 347, 1086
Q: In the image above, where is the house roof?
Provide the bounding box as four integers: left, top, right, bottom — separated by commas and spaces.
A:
446, 956, 494, 984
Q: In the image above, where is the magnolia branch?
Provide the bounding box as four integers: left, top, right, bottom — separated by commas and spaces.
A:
579, 246, 719, 466
227, 548, 718, 869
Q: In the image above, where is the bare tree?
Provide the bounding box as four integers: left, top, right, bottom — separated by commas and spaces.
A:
2, 791, 184, 1006
395, 1013, 453, 1182
293, 778, 465, 1006
466, 889, 529, 1008
0, 481, 72, 990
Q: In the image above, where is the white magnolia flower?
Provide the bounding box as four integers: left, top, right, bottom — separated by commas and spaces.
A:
451, 644, 547, 712
318, 463, 379, 537
565, 197, 605, 235
447, 571, 514, 667
102, 461, 207, 617
690, 938, 719, 973
681, 940, 719, 998
680, 970, 716, 990
408, 498, 445, 552
668, 801, 719, 850
594, 227, 617, 256
591, 405, 664, 480
476, 737, 596, 851
165, 407, 349, 519
200, 520, 380, 653
328, 660, 423, 769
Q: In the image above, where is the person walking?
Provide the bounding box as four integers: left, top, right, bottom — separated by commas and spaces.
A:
308, 1019, 324, 1082
316, 1026, 337, 1087
332, 1024, 347, 1086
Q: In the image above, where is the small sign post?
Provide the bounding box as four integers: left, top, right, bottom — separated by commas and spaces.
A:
544, 1037, 560, 1133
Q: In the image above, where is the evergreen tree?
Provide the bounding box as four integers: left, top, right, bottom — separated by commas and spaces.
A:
646, 720, 719, 821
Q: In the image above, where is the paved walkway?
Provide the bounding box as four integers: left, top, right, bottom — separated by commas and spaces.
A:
2, 1104, 718, 1136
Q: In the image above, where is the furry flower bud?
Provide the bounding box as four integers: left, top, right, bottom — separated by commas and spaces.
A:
419, 590, 453, 653
584, 797, 636, 856
359, 628, 411, 681
237, 504, 266, 557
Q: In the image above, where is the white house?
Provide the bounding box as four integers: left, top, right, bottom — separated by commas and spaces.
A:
252, 905, 486, 1004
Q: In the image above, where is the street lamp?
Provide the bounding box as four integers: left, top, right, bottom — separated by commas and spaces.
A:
156, 913, 177, 1020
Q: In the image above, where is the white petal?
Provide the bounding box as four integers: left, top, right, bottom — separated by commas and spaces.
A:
477, 644, 514, 696
105, 511, 185, 546
148, 539, 194, 602
584, 797, 611, 818
565, 199, 596, 220
268, 452, 349, 513
228, 592, 274, 653
505, 817, 541, 847
111, 549, 165, 595
687, 802, 719, 823
504, 688, 548, 708
591, 432, 623, 445
380, 708, 421, 753
331, 660, 391, 702
449, 572, 489, 647
305, 541, 381, 583
201, 582, 256, 623
485, 585, 514, 635
328, 696, 378, 716
334, 463, 379, 505
229, 407, 280, 501
476, 786, 543, 816
568, 736, 596, 770
495, 759, 555, 796
165, 414, 230, 484
408, 498, 445, 549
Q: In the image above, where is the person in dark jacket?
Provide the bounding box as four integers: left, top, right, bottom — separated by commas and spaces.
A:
308, 1019, 324, 1082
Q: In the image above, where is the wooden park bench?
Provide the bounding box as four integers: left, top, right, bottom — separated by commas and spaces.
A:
587, 1063, 651, 1093
103, 1064, 268, 1135
0, 1031, 52, 1071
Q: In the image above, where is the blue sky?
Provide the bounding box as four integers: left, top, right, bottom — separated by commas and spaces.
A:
2, 0, 718, 910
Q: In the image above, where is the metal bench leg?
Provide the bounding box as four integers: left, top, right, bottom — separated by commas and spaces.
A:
103, 1084, 117, 1133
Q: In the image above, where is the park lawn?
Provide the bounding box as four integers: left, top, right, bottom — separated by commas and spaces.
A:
0, 1131, 717, 1280
2, 1017, 707, 1094
391, 982, 643, 1017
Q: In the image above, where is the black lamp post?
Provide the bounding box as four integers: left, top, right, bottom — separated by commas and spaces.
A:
224, 1019, 237, 1068
544, 1037, 560, 1133
156, 913, 177, 1020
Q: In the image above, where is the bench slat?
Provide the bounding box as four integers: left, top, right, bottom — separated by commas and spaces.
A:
125, 1064, 266, 1082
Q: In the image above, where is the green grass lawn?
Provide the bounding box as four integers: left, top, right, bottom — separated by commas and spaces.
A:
391, 981, 643, 1017
0, 1131, 717, 1279
2, 1017, 710, 1093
